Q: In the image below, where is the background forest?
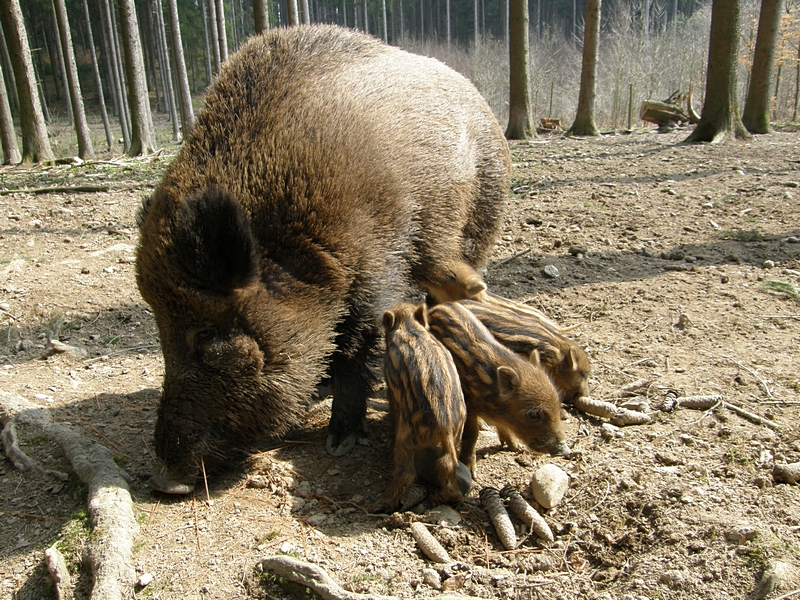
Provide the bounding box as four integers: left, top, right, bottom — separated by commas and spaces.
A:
1, 0, 800, 160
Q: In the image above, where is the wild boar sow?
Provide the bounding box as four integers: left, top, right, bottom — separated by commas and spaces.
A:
136, 25, 511, 490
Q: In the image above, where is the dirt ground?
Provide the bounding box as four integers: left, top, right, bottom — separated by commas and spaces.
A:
0, 128, 799, 600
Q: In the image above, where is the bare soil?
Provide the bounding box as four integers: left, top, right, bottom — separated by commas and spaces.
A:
1, 129, 799, 600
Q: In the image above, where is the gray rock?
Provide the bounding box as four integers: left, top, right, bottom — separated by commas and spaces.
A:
542, 265, 560, 279
530, 464, 569, 509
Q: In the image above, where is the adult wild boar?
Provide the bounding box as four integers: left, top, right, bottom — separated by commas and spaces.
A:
136, 25, 511, 492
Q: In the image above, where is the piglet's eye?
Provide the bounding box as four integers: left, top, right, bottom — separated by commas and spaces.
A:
525, 407, 542, 420
194, 328, 214, 347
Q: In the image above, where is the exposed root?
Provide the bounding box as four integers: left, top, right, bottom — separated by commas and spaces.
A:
675, 395, 780, 430
1, 419, 69, 480
0, 392, 136, 600
45, 543, 73, 600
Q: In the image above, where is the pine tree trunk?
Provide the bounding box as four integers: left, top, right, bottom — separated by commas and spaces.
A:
166, 0, 194, 138
50, 6, 73, 123
0, 0, 54, 162
215, 0, 228, 62
685, 0, 749, 142
116, 0, 157, 156
201, 0, 213, 82
207, 0, 221, 70
0, 31, 19, 113
53, 0, 95, 158
567, 0, 601, 136
742, 0, 783, 134
154, 0, 180, 141
0, 61, 21, 164
82, 0, 113, 151
505, 0, 532, 139
103, 0, 131, 149
383, 0, 388, 42
254, 0, 269, 33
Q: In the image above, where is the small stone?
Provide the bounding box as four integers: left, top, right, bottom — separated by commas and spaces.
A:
721, 275, 730, 283
137, 573, 153, 588
660, 570, 685, 587
306, 514, 327, 527
782, 236, 799, 244
709, 220, 720, 229
542, 265, 559, 279
425, 505, 462, 526
530, 463, 569, 509
422, 568, 442, 590
569, 245, 587, 256
279, 541, 294, 554
600, 423, 623, 440
763, 260, 775, 269
81, 267, 90, 275
725, 526, 758, 544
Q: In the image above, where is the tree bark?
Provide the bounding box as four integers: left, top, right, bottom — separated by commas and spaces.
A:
0, 28, 19, 114
165, 0, 194, 138
215, 0, 228, 62
154, 0, 179, 141
53, 0, 95, 158
567, 0, 601, 136
254, 0, 269, 32
0, 61, 20, 164
83, 0, 113, 151
685, 0, 750, 142
742, 0, 783, 134
49, 7, 72, 123
505, 0, 532, 139
0, 0, 54, 162
287, 0, 300, 25
116, 0, 157, 156
207, 0, 221, 71
101, 0, 131, 149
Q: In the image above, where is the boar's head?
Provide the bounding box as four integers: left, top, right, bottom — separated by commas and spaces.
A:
496, 362, 571, 457
137, 189, 334, 489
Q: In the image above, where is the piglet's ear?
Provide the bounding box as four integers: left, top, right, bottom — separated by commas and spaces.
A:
382, 310, 396, 333
497, 366, 521, 400
413, 303, 429, 329
173, 189, 258, 294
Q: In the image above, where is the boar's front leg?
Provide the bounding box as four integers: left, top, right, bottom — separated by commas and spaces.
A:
325, 324, 381, 457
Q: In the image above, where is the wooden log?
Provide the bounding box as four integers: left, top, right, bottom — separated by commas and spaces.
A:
639, 100, 689, 128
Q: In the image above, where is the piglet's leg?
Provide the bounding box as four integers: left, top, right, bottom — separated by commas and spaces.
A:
458, 413, 481, 475
435, 437, 464, 504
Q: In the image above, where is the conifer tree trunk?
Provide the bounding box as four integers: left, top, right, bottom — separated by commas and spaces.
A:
0, 0, 54, 162
567, 0, 601, 136
154, 0, 179, 141
505, 0, 532, 139
215, 0, 228, 61
254, 0, 269, 32
207, 0, 221, 71
742, 0, 783, 134
53, 0, 95, 158
116, 0, 157, 155
0, 61, 21, 164
0, 30, 19, 114
102, 0, 131, 149
165, 0, 194, 137
49, 7, 73, 123
84, 0, 113, 151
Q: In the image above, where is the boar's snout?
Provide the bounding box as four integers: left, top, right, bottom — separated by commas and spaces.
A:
550, 440, 572, 457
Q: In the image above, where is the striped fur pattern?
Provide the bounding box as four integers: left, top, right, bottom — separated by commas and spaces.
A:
373, 302, 467, 512
427, 302, 568, 473
458, 299, 591, 402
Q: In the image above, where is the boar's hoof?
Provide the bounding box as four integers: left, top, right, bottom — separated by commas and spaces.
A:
325, 432, 358, 457
149, 472, 196, 495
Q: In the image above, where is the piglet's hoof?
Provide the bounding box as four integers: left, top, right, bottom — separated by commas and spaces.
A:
149, 473, 196, 495
325, 432, 357, 457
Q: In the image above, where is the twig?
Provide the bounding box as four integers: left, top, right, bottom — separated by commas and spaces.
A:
45, 543, 73, 600
494, 247, 532, 268
774, 591, 800, 600
0, 508, 58, 521
675, 395, 780, 430
0, 305, 20, 321
0, 185, 109, 195
0, 392, 136, 600
763, 315, 800, 320
726, 358, 774, 398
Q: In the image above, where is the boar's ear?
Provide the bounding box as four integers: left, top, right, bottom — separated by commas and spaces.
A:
382, 310, 396, 333
569, 347, 580, 372
173, 190, 258, 294
497, 366, 521, 400
529, 349, 542, 366
413, 303, 429, 329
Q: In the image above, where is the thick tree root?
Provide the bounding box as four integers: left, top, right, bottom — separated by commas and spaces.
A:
0, 392, 136, 600
259, 555, 472, 600
45, 543, 73, 600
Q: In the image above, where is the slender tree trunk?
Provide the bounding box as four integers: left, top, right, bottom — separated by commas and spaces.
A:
154, 0, 179, 141
0, 61, 21, 164
51, 5, 73, 124
116, 0, 157, 155
473, 0, 478, 46
742, 0, 783, 133
445, 0, 450, 50
201, 0, 213, 83
684, 0, 750, 142
0, 0, 54, 162
82, 0, 113, 151
0, 28, 18, 114
505, 0, 532, 139
254, 0, 269, 32
215, 0, 228, 61
567, 0, 601, 136
301, 0, 311, 24
99, 0, 119, 116
342, 0, 347, 27
166, 0, 194, 138
103, 0, 131, 148
207, 0, 221, 70
793, 39, 800, 122
363, 0, 369, 32
31, 51, 51, 124
383, 0, 388, 42
53, 0, 94, 158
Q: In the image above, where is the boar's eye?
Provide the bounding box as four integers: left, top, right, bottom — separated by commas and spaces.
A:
192, 327, 214, 349
525, 407, 542, 420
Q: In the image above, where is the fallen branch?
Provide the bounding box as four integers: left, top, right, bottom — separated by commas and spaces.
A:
259, 555, 473, 600
726, 358, 774, 398
0, 185, 109, 195
494, 247, 532, 268
674, 395, 780, 430
0, 392, 136, 600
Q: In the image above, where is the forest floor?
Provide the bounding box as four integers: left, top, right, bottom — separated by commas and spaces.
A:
0, 126, 799, 600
